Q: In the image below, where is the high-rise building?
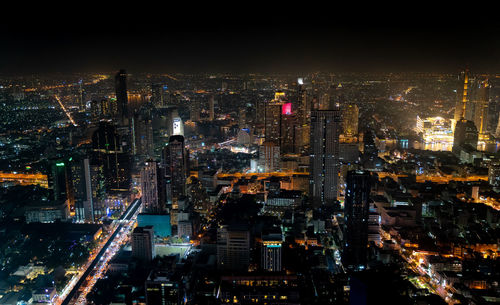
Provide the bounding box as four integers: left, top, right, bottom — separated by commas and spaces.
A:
71, 157, 105, 223
115, 69, 128, 126
141, 161, 167, 214
209, 94, 215, 121
488, 160, 500, 187
258, 142, 280, 172
217, 224, 250, 271
309, 109, 342, 205
473, 79, 489, 135
264, 100, 284, 144
453, 118, 478, 153
133, 110, 154, 157
145, 270, 180, 305
49, 160, 68, 203
91, 121, 131, 193
260, 230, 283, 272
281, 103, 297, 153
132, 226, 155, 262
342, 170, 371, 271
454, 69, 473, 127
342, 104, 359, 136
162, 135, 187, 204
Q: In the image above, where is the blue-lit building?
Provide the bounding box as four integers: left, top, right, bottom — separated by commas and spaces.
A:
137, 213, 172, 237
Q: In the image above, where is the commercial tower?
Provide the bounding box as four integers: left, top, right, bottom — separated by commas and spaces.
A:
115, 69, 128, 126
162, 135, 187, 204
260, 230, 283, 272
454, 69, 473, 125
473, 79, 490, 135
132, 226, 155, 262
70, 157, 105, 222
453, 118, 479, 153
140, 161, 166, 214
309, 108, 342, 205
217, 225, 250, 271
342, 170, 371, 271
145, 270, 180, 305
91, 121, 131, 193
49, 160, 69, 203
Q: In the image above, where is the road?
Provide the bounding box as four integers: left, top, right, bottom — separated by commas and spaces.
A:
58, 198, 142, 305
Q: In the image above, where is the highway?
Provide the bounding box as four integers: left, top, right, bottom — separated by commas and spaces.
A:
59, 198, 142, 305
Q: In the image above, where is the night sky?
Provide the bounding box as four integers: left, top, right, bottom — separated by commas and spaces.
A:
2, 5, 500, 74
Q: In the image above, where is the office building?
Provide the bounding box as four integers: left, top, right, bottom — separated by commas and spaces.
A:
145, 270, 181, 305
309, 109, 342, 205
115, 69, 128, 126
132, 226, 155, 262
258, 141, 280, 172
141, 161, 167, 214
162, 135, 187, 204
217, 224, 250, 271
342, 170, 371, 271
473, 79, 489, 135
71, 157, 105, 222
453, 118, 478, 153
91, 121, 131, 193
260, 229, 283, 272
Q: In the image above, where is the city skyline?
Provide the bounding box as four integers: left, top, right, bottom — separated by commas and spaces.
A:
1, 13, 500, 305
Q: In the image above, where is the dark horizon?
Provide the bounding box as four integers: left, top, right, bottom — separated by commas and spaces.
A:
3, 7, 500, 75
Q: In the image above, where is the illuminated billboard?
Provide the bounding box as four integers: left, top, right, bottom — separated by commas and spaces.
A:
282, 103, 292, 115
173, 117, 182, 135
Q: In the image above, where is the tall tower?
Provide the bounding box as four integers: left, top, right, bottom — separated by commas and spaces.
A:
140, 161, 166, 214
309, 108, 342, 205
217, 224, 250, 271
131, 226, 155, 262
209, 95, 215, 121
70, 157, 105, 223
473, 79, 489, 134
454, 69, 473, 127
49, 160, 68, 203
115, 69, 128, 126
453, 118, 478, 153
342, 170, 371, 271
162, 135, 187, 204
264, 100, 283, 144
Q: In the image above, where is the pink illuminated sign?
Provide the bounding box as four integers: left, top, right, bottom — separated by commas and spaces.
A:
282, 103, 292, 115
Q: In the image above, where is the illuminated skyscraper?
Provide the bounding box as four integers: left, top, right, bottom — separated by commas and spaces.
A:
260, 229, 283, 272
71, 157, 105, 222
140, 161, 167, 214
342, 170, 371, 271
309, 108, 342, 205
258, 142, 280, 172
115, 69, 128, 126
280, 102, 297, 153
454, 69, 475, 128
91, 121, 131, 193
162, 135, 187, 203
49, 160, 68, 203
264, 100, 283, 144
